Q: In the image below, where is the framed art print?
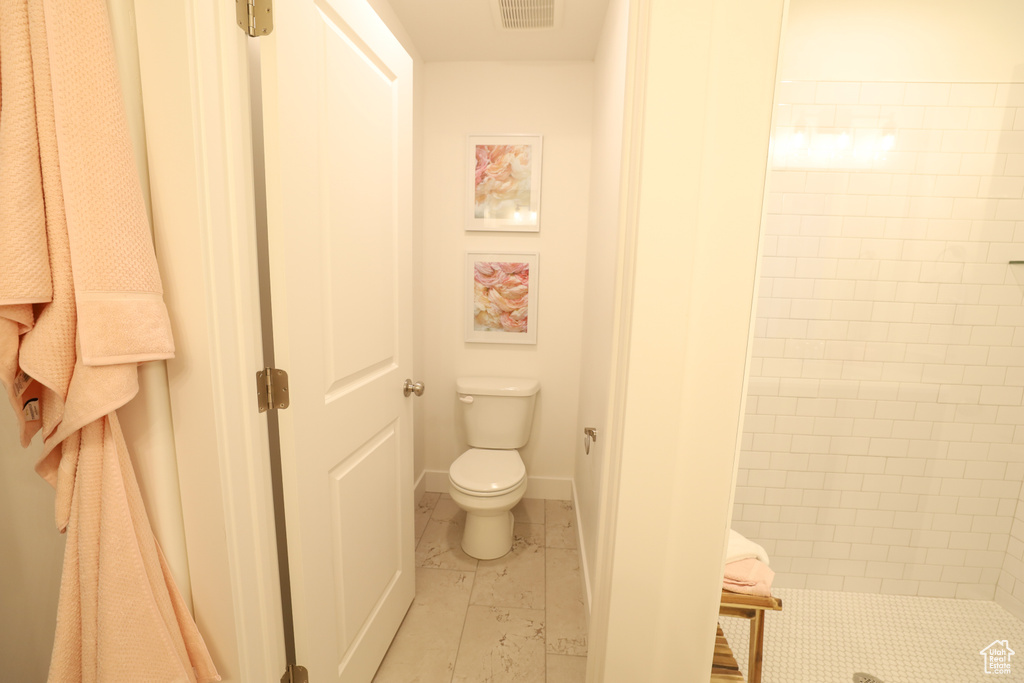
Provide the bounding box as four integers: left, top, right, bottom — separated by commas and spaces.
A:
466, 135, 543, 232
465, 252, 539, 344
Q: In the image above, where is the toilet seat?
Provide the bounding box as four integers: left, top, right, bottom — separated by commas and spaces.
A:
449, 448, 526, 497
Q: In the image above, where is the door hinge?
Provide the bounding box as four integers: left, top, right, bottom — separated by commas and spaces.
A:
257, 368, 290, 413
280, 664, 308, 683
236, 0, 273, 37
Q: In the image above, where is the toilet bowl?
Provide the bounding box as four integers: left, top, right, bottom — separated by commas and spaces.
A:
448, 377, 539, 560
449, 448, 528, 559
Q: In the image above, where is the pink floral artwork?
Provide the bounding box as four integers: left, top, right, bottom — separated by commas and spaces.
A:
473, 261, 529, 333
474, 144, 532, 219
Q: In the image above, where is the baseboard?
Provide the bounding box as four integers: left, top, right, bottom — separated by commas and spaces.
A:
414, 469, 427, 504
572, 479, 593, 620
421, 469, 573, 500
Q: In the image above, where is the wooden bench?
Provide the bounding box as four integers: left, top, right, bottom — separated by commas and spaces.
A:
712, 590, 783, 683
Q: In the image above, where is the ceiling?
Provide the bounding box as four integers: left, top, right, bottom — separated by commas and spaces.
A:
385, 0, 612, 62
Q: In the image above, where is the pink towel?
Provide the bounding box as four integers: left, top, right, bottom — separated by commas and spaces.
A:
723, 558, 775, 598
0, 0, 218, 680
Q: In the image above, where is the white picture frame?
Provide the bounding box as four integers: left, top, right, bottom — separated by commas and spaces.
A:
465, 252, 539, 344
466, 134, 543, 232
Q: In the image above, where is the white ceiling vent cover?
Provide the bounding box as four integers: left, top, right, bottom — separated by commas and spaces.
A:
492, 0, 562, 30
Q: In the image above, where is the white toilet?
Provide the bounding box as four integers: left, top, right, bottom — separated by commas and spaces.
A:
449, 376, 539, 560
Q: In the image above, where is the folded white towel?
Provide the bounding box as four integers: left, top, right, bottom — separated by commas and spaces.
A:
727, 529, 770, 566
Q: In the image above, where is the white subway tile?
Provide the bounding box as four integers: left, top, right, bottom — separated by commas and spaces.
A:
806, 319, 851, 340
866, 195, 910, 217
921, 363, 965, 384
954, 404, 998, 424
886, 217, 929, 239
933, 175, 981, 197
904, 84, 950, 106
848, 173, 894, 195
952, 197, 999, 220
996, 199, 1024, 220
958, 262, 1007, 282
801, 359, 845, 379
894, 129, 943, 153
815, 82, 862, 105
980, 385, 1024, 405
824, 194, 868, 216
808, 454, 850, 473
864, 342, 906, 362
979, 285, 1023, 306
917, 581, 958, 598
948, 83, 997, 107
926, 218, 973, 241
1007, 153, 1024, 174
979, 176, 1024, 198
945, 344, 989, 365
968, 108, 1017, 130
881, 579, 920, 595
853, 83, 902, 106
942, 130, 990, 154
939, 479, 982, 498
867, 438, 910, 457
772, 278, 816, 299
873, 401, 917, 421
996, 406, 1024, 425
804, 171, 850, 194
778, 377, 820, 397
785, 471, 826, 490
817, 237, 862, 258
964, 366, 1006, 385
991, 131, 1024, 154
766, 318, 808, 338
777, 80, 817, 104
924, 106, 970, 129
880, 105, 926, 128
892, 421, 934, 439
795, 258, 839, 279
861, 474, 901, 492
960, 153, 1007, 175
901, 561, 941, 580
877, 492, 920, 511
911, 529, 951, 548
910, 184, 957, 208
880, 362, 923, 383
758, 256, 797, 278
958, 498, 1000, 517
829, 436, 871, 455
789, 103, 837, 127
866, 561, 905, 579
773, 416, 816, 435
900, 477, 941, 495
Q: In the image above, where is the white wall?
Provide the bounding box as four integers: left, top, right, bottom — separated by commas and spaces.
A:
572, 0, 630, 606
782, 0, 1024, 83
733, 0, 1024, 617
417, 62, 594, 490
0, 410, 62, 680
736, 80, 1024, 601
589, 0, 784, 679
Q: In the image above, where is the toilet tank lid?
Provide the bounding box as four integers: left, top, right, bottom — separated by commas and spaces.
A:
456, 377, 540, 397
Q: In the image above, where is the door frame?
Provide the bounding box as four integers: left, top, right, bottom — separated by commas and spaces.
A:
133, 1, 284, 681
132, 0, 785, 681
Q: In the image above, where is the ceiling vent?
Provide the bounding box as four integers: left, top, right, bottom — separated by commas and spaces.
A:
492, 0, 562, 31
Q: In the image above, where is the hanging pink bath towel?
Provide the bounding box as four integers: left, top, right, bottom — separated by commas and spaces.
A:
0, 0, 219, 680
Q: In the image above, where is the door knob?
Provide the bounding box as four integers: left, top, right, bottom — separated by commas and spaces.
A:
583, 427, 598, 454
403, 379, 425, 397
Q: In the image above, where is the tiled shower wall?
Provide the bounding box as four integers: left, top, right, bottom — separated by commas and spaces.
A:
734, 81, 1024, 612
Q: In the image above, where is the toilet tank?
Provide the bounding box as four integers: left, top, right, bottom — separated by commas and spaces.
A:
457, 377, 540, 449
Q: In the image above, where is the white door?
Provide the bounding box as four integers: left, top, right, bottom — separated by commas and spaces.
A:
260, 0, 415, 680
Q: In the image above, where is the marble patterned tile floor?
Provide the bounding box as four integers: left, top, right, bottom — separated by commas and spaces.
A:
373, 493, 588, 683
720, 587, 1024, 682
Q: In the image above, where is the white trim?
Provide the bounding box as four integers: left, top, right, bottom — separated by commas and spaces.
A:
572, 479, 592, 619
133, 1, 284, 680
421, 469, 573, 500
414, 469, 427, 504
